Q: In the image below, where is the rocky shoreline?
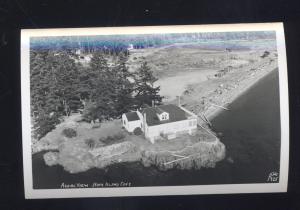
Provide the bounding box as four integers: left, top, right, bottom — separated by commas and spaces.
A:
141, 139, 225, 170
42, 138, 225, 173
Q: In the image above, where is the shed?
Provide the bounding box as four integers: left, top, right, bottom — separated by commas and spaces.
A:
121, 112, 142, 133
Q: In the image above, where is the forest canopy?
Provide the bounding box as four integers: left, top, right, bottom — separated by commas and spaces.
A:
30, 48, 162, 139
30, 31, 276, 51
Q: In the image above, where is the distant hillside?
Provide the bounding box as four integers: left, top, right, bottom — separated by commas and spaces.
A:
30, 31, 276, 52
127, 38, 276, 78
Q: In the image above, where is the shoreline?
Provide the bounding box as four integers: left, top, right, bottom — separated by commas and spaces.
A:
206, 67, 278, 121
179, 53, 278, 123
40, 135, 225, 173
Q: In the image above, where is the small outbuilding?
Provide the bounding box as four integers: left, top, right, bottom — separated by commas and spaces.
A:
121, 112, 142, 133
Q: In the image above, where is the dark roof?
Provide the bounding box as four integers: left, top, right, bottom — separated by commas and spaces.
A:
141, 104, 187, 126
156, 107, 166, 114
124, 112, 140, 121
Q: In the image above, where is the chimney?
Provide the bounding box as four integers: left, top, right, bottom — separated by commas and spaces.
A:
152, 100, 155, 107
177, 96, 181, 107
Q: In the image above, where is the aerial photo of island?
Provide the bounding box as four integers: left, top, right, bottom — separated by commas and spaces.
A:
29, 30, 281, 189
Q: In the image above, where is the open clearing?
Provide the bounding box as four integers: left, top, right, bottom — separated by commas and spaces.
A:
156, 70, 217, 101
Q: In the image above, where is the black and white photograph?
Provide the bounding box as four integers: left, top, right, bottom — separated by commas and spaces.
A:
21, 23, 289, 198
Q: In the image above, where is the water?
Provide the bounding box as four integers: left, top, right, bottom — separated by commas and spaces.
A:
211, 69, 281, 183
32, 70, 280, 189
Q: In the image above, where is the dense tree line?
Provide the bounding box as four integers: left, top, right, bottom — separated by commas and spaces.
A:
30, 49, 162, 139
31, 31, 275, 52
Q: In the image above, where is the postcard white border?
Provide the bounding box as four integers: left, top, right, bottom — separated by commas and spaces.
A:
21, 22, 289, 199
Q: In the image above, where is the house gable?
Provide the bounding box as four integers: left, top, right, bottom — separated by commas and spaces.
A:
156, 111, 169, 121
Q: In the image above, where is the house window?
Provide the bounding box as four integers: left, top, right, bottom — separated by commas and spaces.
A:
160, 113, 169, 121
157, 111, 169, 121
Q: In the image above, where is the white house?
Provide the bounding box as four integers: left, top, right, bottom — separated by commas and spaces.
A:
122, 104, 198, 143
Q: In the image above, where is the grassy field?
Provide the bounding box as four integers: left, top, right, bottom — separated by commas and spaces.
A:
128, 44, 227, 78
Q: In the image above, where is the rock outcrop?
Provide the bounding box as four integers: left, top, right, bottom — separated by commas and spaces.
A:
42, 138, 225, 173
141, 140, 225, 170
43, 151, 59, 166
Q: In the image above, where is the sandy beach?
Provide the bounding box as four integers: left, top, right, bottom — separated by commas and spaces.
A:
205, 67, 278, 120
177, 51, 278, 122
156, 70, 218, 101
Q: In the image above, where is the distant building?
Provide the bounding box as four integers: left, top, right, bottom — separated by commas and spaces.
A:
74, 54, 92, 65
128, 44, 134, 50
122, 104, 198, 143
75, 49, 82, 55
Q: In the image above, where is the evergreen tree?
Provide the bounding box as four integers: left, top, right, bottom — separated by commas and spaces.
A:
77, 64, 94, 101
81, 100, 98, 122
134, 62, 163, 107
49, 52, 81, 116
88, 50, 135, 119
30, 50, 82, 139
87, 50, 120, 120
112, 51, 135, 116
33, 110, 61, 139
90, 51, 108, 72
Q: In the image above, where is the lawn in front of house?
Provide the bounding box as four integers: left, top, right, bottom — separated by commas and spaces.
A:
37, 113, 217, 159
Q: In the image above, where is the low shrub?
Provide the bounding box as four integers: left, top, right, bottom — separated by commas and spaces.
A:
97, 141, 105, 147
91, 123, 101, 129
114, 132, 125, 140
106, 135, 114, 141
261, 51, 270, 58
84, 138, 96, 149
133, 127, 143, 136
98, 137, 106, 142
98, 132, 126, 145
62, 128, 77, 138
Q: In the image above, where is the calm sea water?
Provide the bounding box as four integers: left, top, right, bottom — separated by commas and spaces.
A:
32, 70, 280, 189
